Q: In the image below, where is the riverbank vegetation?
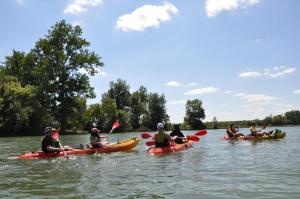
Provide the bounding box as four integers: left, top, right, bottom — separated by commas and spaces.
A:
206, 110, 300, 129
0, 20, 206, 136
1, 20, 298, 136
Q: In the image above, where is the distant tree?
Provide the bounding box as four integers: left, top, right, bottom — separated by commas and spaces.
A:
212, 116, 218, 129
129, 86, 148, 129
66, 96, 87, 131
285, 110, 300, 125
2, 50, 36, 86
184, 99, 206, 129
84, 103, 103, 131
0, 74, 36, 135
145, 93, 169, 130
107, 79, 131, 110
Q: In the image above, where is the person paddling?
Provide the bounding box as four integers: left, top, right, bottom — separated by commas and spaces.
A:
170, 124, 185, 144
41, 127, 64, 153
227, 124, 244, 137
153, 123, 173, 147
90, 127, 108, 148
249, 122, 267, 136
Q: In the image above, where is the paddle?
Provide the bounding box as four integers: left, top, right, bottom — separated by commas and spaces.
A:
141, 132, 152, 139
186, 135, 200, 141
145, 140, 155, 146
107, 121, 120, 136
145, 136, 200, 146
52, 131, 69, 159
141, 130, 207, 140
194, 130, 207, 136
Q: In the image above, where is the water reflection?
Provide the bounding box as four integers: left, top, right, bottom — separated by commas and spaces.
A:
0, 128, 299, 198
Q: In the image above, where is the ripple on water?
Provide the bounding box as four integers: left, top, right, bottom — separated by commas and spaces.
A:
0, 128, 300, 198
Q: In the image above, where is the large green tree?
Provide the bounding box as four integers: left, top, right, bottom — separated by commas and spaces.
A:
129, 86, 148, 129
184, 99, 206, 129
107, 79, 131, 110
30, 20, 103, 132
145, 93, 169, 130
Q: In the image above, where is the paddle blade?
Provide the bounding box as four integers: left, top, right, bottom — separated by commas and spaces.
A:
195, 130, 207, 136
141, 133, 152, 139
52, 131, 59, 140
145, 140, 155, 146
112, 121, 120, 130
187, 135, 200, 142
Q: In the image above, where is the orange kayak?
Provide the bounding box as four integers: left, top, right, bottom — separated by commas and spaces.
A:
147, 141, 194, 155
17, 137, 139, 159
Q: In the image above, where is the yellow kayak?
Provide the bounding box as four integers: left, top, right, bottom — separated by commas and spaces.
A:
17, 137, 139, 159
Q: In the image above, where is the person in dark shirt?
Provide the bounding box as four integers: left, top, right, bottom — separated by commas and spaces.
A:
90, 127, 108, 148
227, 124, 244, 137
170, 124, 185, 144
41, 127, 63, 153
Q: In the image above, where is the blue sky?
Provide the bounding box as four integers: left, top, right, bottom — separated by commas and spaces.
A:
0, 0, 299, 123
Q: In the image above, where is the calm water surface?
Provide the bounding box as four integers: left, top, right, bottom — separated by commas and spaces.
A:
0, 127, 299, 198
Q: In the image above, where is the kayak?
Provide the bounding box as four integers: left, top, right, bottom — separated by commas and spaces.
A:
17, 137, 139, 159
224, 130, 286, 140
147, 141, 194, 155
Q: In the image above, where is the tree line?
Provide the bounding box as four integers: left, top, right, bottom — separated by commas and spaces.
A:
0, 20, 206, 136
206, 110, 300, 129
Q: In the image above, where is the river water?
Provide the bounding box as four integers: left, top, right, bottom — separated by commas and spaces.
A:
0, 127, 299, 198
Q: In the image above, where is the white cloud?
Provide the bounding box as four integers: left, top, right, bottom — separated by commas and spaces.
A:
184, 86, 219, 95
293, 89, 300, 94
234, 93, 247, 97
165, 81, 181, 87
64, 0, 102, 15
264, 66, 296, 78
116, 2, 178, 32
235, 93, 276, 103
224, 90, 232, 94
97, 70, 108, 77
79, 68, 107, 76
239, 71, 261, 78
205, 0, 259, 17
188, 82, 198, 87
169, 100, 186, 105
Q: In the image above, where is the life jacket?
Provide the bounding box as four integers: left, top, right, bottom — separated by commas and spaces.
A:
155, 131, 169, 147
41, 136, 60, 152
226, 129, 235, 137
90, 132, 100, 142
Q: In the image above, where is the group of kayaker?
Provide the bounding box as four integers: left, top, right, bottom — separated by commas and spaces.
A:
41, 126, 106, 153
153, 123, 188, 147
42, 121, 275, 153
226, 122, 272, 138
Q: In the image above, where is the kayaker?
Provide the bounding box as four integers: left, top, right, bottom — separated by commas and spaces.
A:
153, 123, 173, 147
250, 122, 266, 136
170, 124, 185, 144
90, 127, 108, 148
41, 127, 64, 153
227, 124, 244, 137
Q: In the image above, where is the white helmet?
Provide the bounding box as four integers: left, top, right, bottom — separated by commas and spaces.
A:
157, 123, 164, 130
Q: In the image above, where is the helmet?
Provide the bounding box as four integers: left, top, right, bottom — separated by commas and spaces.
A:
91, 127, 100, 133
44, 127, 54, 135
157, 123, 164, 130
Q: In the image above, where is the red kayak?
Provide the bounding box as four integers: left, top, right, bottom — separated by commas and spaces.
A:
17, 137, 139, 159
147, 141, 194, 155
